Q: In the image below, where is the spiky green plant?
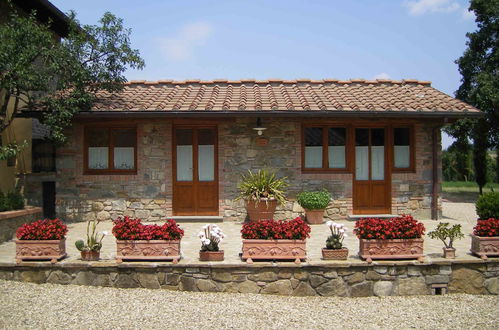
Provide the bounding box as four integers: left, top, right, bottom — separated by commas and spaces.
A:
75, 219, 106, 252
236, 169, 288, 205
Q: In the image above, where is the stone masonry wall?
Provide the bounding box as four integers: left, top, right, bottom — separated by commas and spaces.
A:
0, 262, 497, 296
0, 207, 43, 243
56, 118, 440, 222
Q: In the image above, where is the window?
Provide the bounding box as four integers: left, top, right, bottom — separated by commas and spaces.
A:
393, 127, 414, 172
85, 126, 137, 174
303, 126, 349, 171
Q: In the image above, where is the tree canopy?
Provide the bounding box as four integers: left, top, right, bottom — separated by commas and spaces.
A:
0, 6, 144, 159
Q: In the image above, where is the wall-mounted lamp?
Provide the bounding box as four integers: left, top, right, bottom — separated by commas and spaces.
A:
252, 117, 267, 136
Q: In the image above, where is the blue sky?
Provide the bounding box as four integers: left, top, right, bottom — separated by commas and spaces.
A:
51, 0, 477, 148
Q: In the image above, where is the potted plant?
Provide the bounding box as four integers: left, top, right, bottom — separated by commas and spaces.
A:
427, 222, 464, 258
354, 215, 425, 263
75, 219, 108, 261
198, 224, 225, 261
236, 169, 288, 222
296, 190, 331, 224
322, 221, 348, 260
112, 217, 184, 263
471, 192, 499, 260
241, 217, 311, 264
15, 218, 68, 263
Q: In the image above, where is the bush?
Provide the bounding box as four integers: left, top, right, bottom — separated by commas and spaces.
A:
112, 217, 184, 240
241, 217, 311, 240
354, 215, 425, 239
476, 192, 499, 219
297, 190, 331, 210
16, 219, 68, 240
0, 192, 8, 212
7, 191, 24, 210
473, 218, 499, 237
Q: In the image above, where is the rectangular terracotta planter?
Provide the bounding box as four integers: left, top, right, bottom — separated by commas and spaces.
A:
116, 240, 181, 263
358, 238, 424, 263
241, 239, 307, 264
470, 234, 499, 260
15, 238, 66, 263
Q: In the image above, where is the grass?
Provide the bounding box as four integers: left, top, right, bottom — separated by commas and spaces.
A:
442, 181, 498, 203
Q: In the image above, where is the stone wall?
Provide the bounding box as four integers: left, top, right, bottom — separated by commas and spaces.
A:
0, 261, 497, 296
0, 207, 43, 243
56, 118, 440, 222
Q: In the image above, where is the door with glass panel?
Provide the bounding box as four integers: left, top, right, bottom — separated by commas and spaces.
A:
353, 128, 391, 214
173, 127, 218, 215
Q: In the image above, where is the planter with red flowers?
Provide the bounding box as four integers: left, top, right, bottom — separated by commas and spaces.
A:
240, 217, 311, 264
112, 217, 184, 263
471, 218, 499, 260
354, 215, 425, 263
15, 218, 68, 263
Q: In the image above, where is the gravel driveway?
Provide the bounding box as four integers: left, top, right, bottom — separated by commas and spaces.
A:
0, 280, 497, 329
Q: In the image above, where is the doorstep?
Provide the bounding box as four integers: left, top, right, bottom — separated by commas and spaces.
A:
347, 214, 399, 221
170, 216, 223, 223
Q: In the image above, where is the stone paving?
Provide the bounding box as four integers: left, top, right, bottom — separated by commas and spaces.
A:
0, 202, 481, 265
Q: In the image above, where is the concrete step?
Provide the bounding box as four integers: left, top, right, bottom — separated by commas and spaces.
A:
347, 214, 399, 221
170, 216, 223, 223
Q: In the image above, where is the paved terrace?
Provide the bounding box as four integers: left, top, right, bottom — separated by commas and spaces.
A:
0, 202, 482, 265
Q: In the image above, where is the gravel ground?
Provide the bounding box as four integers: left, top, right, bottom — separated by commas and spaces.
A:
0, 280, 497, 329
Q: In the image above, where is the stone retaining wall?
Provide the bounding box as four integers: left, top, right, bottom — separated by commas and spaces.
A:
0, 207, 43, 243
0, 261, 496, 296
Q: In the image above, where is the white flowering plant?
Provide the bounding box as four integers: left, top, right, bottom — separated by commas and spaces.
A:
198, 224, 225, 252
325, 221, 347, 249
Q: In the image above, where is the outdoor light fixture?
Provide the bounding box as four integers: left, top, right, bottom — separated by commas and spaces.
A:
253, 117, 267, 136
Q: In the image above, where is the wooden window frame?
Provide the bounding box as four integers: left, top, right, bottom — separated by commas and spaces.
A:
301, 125, 353, 173
83, 124, 138, 175
391, 125, 415, 173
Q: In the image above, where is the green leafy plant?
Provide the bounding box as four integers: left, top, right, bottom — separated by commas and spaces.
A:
297, 190, 331, 210
6, 191, 24, 210
75, 219, 107, 252
428, 222, 465, 249
236, 169, 288, 205
476, 192, 499, 219
0, 192, 8, 212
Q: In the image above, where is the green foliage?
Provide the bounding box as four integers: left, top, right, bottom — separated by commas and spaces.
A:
0, 192, 8, 212
0, 5, 145, 158
428, 222, 465, 248
236, 169, 288, 205
476, 192, 499, 219
326, 235, 343, 249
75, 239, 85, 252
6, 191, 24, 210
297, 190, 331, 210
75, 218, 105, 251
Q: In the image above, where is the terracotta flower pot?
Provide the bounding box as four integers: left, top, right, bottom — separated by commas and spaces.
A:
322, 248, 348, 260
199, 250, 224, 261
442, 247, 456, 259
245, 199, 277, 222
305, 209, 325, 224
15, 238, 66, 264
81, 250, 100, 261
358, 238, 424, 263
116, 240, 181, 263
242, 239, 306, 264
470, 234, 499, 260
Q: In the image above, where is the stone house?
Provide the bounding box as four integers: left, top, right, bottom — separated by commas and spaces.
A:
52, 79, 481, 222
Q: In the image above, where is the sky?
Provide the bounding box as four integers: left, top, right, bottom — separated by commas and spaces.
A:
51, 0, 478, 149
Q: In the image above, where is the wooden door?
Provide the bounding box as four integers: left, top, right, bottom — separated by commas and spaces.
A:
353, 128, 391, 214
173, 127, 218, 215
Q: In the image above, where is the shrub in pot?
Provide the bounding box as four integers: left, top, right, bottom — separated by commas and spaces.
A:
112, 217, 184, 263
15, 218, 68, 263
75, 219, 108, 261
296, 190, 331, 224
7, 191, 24, 210
471, 218, 499, 259
0, 192, 8, 212
198, 224, 225, 261
427, 222, 464, 258
354, 215, 425, 263
475, 192, 499, 220
241, 217, 311, 263
322, 221, 348, 260
236, 169, 288, 222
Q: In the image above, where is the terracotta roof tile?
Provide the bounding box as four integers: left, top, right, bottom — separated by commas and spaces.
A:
87, 79, 480, 114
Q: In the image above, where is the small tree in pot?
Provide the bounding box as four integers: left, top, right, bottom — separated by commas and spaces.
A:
296, 190, 331, 224
428, 222, 464, 259
75, 219, 108, 261
322, 221, 348, 260
236, 169, 288, 222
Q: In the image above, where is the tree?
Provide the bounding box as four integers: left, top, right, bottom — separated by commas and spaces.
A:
448, 0, 499, 193
0, 6, 144, 159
